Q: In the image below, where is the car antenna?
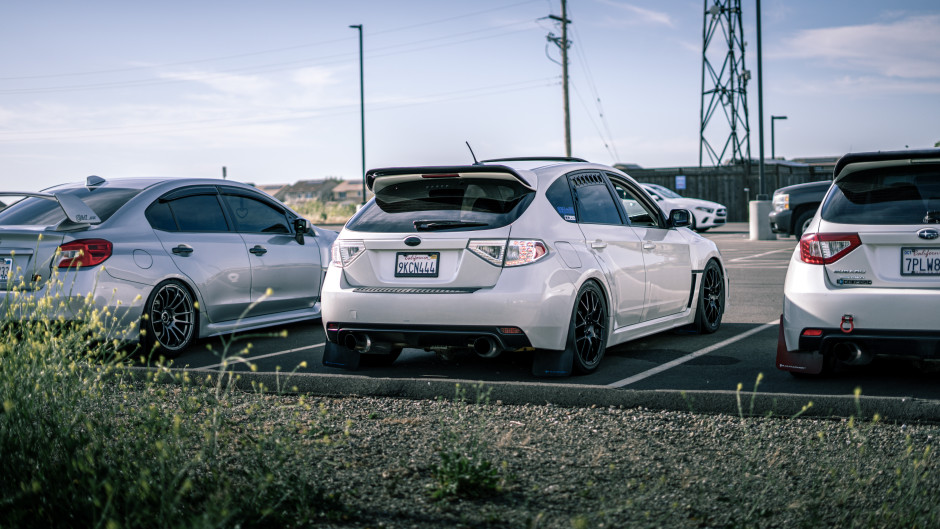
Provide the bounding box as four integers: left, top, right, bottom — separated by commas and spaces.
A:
466, 141, 481, 165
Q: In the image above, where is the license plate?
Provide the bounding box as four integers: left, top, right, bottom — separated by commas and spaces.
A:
901, 247, 940, 275
0, 257, 11, 283
395, 252, 440, 278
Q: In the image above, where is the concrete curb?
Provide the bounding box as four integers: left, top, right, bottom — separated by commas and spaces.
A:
138, 368, 940, 424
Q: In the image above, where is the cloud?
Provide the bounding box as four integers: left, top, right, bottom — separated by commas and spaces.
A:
159, 69, 274, 96
774, 14, 940, 79
292, 66, 340, 89
595, 0, 674, 28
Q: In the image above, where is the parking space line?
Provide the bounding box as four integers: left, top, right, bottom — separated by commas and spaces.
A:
607, 320, 779, 388
197, 342, 325, 370
729, 249, 791, 262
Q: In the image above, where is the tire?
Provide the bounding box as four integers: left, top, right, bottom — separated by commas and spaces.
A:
141, 280, 197, 356
694, 260, 725, 334
793, 209, 814, 238
569, 282, 609, 374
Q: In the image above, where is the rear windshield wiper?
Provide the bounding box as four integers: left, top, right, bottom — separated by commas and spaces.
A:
413, 219, 491, 231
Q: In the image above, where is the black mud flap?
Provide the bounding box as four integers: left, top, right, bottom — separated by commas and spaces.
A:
531, 348, 573, 377
322, 340, 361, 370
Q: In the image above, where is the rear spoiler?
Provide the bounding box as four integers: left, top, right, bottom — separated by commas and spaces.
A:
365, 165, 533, 192
0, 191, 101, 225
833, 149, 940, 178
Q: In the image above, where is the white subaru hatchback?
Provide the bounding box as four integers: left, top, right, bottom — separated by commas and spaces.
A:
777, 149, 940, 376
322, 157, 728, 376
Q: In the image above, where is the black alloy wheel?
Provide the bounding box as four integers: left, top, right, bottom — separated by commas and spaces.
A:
694, 260, 724, 334
570, 282, 608, 374
143, 280, 196, 354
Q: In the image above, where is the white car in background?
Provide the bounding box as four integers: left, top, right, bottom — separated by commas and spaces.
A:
777, 149, 940, 376
641, 183, 727, 232
321, 157, 728, 377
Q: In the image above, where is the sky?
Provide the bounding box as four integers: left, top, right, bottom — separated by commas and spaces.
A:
1, 0, 938, 192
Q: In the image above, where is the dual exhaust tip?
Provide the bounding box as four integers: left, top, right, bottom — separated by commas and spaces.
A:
343, 333, 502, 358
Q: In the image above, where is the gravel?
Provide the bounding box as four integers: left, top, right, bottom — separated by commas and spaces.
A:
276, 390, 940, 529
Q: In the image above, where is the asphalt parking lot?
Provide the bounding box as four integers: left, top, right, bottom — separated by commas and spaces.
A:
165, 222, 940, 417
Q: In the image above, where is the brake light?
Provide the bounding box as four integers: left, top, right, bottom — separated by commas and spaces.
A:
331, 240, 365, 268
57, 239, 113, 269
468, 239, 547, 267
799, 233, 861, 265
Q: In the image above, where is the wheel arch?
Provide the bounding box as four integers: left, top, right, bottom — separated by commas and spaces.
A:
142, 276, 203, 343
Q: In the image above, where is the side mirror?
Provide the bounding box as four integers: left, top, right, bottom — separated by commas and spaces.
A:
668, 209, 692, 228
293, 218, 309, 244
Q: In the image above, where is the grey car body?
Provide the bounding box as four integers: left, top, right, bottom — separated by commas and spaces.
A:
0, 176, 336, 353
769, 180, 832, 237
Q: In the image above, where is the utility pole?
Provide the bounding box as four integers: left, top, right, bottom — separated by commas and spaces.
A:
547, 0, 571, 157
350, 24, 366, 205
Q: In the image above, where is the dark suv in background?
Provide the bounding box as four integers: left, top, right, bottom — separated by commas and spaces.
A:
769, 180, 832, 237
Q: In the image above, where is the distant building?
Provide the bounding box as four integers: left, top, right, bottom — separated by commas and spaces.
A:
254, 184, 286, 198
274, 179, 341, 203
331, 180, 372, 204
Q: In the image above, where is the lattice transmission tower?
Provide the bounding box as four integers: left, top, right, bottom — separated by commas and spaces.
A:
699, 0, 751, 167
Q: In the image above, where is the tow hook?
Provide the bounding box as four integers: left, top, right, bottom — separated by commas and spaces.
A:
840, 314, 854, 334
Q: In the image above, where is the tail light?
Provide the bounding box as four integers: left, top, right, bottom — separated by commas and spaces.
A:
57, 239, 113, 269
468, 239, 547, 267
331, 240, 365, 268
799, 233, 861, 265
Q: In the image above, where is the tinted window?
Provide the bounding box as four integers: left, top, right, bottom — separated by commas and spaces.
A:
571, 173, 622, 225
0, 187, 141, 226
821, 166, 940, 225
347, 177, 534, 232
222, 194, 291, 233
612, 181, 661, 227
168, 195, 229, 232
145, 201, 177, 231
546, 177, 577, 222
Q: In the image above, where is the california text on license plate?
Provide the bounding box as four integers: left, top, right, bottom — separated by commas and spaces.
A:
901, 247, 940, 275
395, 252, 440, 277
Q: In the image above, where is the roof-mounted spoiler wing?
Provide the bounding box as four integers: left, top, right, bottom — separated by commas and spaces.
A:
0, 191, 101, 225
365, 165, 533, 193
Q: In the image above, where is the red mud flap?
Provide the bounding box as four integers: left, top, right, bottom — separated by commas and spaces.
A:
775, 315, 824, 375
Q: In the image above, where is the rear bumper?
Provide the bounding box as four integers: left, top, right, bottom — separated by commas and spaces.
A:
325, 323, 533, 351
799, 328, 940, 359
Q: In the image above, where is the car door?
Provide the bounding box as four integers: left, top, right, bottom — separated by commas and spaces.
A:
147, 187, 253, 323
568, 171, 647, 328
219, 189, 322, 316
609, 176, 693, 322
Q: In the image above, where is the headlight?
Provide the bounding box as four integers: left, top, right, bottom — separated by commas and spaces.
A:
694, 206, 714, 214
773, 193, 789, 212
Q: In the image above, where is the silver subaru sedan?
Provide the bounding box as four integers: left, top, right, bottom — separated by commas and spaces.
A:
0, 176, 336, 354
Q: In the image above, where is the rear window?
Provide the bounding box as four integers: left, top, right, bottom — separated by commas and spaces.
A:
346, 177, 534, 232
0, 187, 141, 226
821, 166, 940, 225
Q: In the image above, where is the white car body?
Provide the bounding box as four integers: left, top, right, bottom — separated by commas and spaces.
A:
777, 150, 940, 375
321, 158, 728, 376
641, 183, 727, 232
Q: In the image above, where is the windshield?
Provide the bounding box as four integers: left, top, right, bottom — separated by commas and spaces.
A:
821, 166, 940, 225
0, 187, 141, 226
644, 184, 681, 199
346, 177, 534, 232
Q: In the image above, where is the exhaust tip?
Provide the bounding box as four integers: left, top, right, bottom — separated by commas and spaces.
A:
344, 333, 371, 353
473, 337, 501, 358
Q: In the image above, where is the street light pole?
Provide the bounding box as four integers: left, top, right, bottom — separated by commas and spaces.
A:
350, 24, 366, 205
771, 115, 787, 160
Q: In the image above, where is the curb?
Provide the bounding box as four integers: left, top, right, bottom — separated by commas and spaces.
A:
145, 368, 940, 424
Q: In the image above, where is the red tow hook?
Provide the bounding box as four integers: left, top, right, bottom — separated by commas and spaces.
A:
840, 314, 855, 334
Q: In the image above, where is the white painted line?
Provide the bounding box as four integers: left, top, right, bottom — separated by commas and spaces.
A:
198, 342, 325, 370
730, 249, 791, 262
607, 320, 779, 388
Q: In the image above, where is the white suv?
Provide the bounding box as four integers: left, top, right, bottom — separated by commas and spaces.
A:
322, 157, 728, 376
777, 149, 940, 376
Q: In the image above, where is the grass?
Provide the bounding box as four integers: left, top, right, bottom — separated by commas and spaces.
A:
289, 199, 357, 225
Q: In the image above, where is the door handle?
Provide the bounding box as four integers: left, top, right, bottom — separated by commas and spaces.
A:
172, 245, 193, 256
643, 242, 656, 250
249, 245, 268, 256
591, 240, 607, 249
